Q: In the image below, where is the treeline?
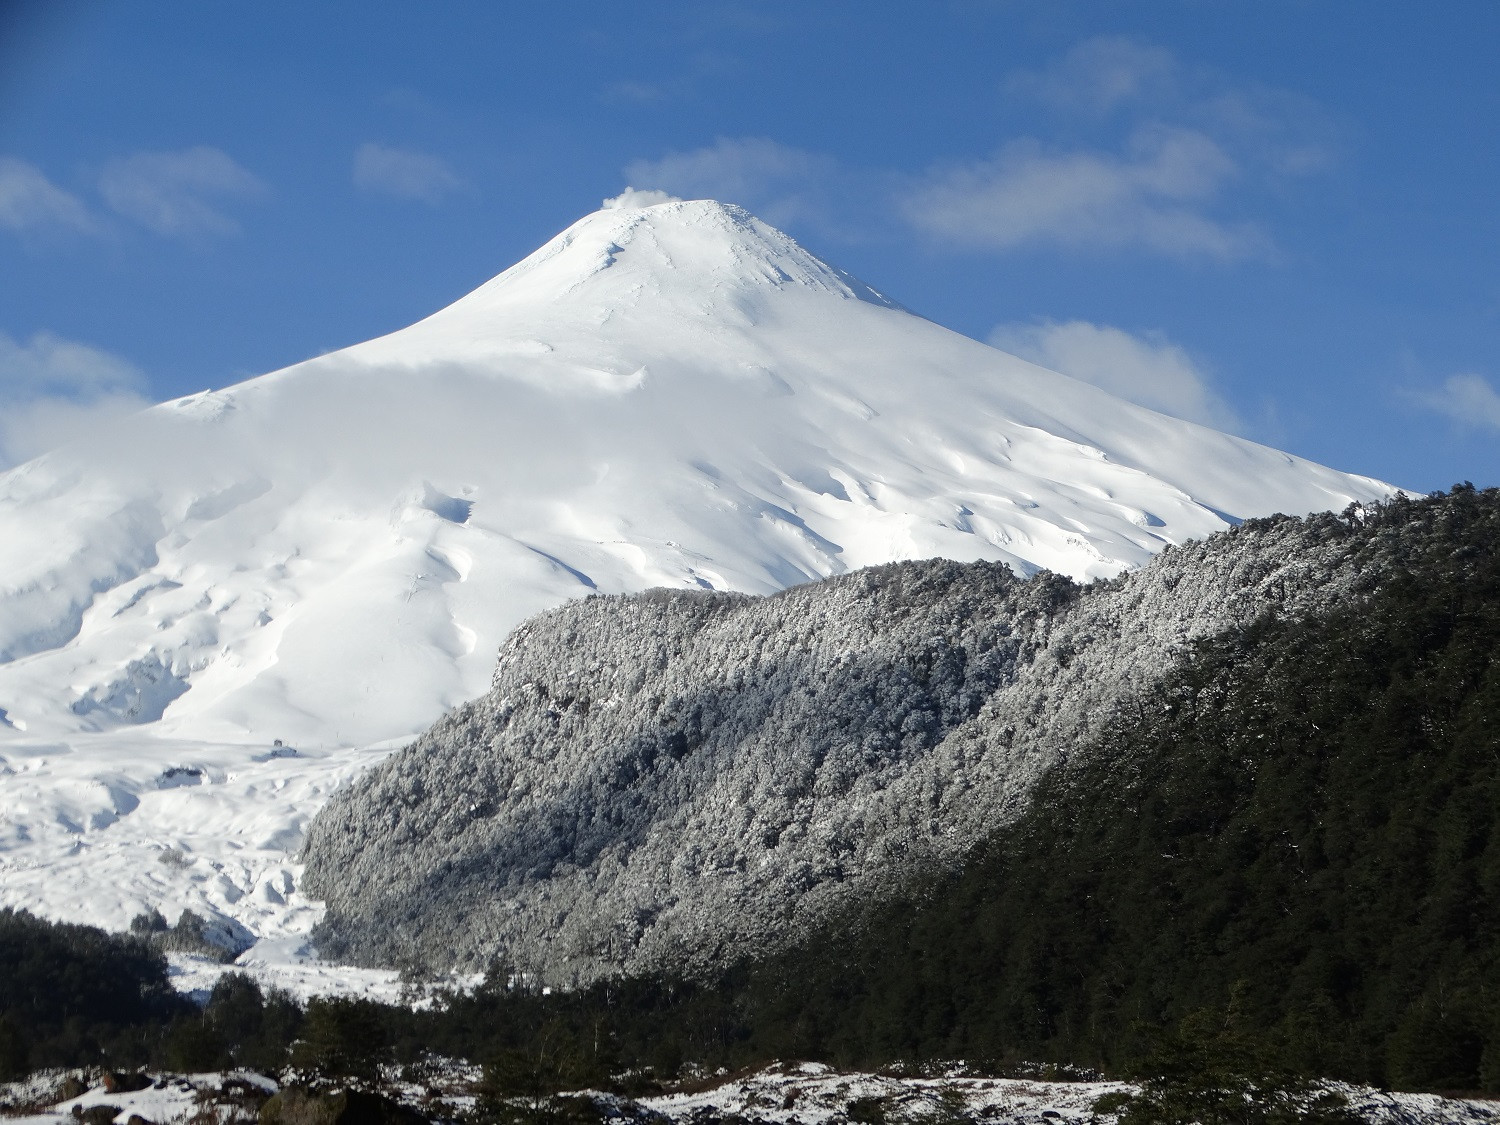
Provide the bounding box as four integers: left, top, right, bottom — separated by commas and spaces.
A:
0, 904, 713, 1086
0, 907, 185, 1078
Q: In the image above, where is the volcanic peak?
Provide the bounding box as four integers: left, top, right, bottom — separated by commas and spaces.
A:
438, 197, 902, 319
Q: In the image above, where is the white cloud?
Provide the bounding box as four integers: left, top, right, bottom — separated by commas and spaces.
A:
989, 319, 1241, 431
623, 137, 840, 230
615, 41, 1332, 263
602, 188, 681, 210
1010, 35, 1177, 113
972, 37, 1338, 258
99, 147, 265, 237
902, 126, 1266, 260
0, 330, 151, 467
0, 330, 143, 396
1203, 88, 1340, 178
1013, 37, 1339, 179
1412, 373, 1500, 432
0, 157, 93, 234
352, 143, 467, 204
0, 390, 152, 467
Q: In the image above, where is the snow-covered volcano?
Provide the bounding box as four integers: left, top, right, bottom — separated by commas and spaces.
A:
0, 196, 1394, 969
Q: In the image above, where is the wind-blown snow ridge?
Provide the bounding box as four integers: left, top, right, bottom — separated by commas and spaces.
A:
0, 198, 1395, 979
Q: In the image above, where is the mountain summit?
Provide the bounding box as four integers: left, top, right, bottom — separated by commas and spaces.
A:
432, 196, 904, 312
0, 198, 1394, 950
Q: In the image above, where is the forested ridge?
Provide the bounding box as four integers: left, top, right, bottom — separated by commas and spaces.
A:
6, 488, 1499, 1101
306, 485, 1434, 986
704, 485, 1500, 1088
309, 486, 1500, 1092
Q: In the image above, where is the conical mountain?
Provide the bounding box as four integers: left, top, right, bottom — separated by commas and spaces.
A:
0, 196, 1392, 749
0, 197, 1396, 956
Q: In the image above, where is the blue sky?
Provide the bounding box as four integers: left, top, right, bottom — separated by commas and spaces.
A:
1, 1, 1497, 490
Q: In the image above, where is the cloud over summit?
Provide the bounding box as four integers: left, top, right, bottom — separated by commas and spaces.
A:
624, 137, 843, 232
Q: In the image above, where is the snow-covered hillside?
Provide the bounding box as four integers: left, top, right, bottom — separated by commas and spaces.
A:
304, 501, 1436, 984
0, 194, 1394, 975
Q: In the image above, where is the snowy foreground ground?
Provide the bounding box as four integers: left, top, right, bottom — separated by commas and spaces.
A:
5, 1061, 1498, 1125
0, 730, 417, 1001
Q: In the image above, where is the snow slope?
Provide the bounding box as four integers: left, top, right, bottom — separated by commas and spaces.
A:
0, 195, 1395, 977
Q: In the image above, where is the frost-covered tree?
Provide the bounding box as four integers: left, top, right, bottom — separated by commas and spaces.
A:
305, 492, 1476, 985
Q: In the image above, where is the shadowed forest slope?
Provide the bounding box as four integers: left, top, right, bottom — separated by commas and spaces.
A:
307, 488, 1499, 1002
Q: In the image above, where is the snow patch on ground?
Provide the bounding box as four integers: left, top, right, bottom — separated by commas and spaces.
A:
4, 1070, 273, 1125
644, 1065, 1500, 1125
7, 1065, 1499, 1125
646, 1063, 1124, 1124
0, 729, 419, 1000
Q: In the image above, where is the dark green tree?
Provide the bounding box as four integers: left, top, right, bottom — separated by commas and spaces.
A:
291, 996, 392, 1083
1112, 1007, 1358, 1125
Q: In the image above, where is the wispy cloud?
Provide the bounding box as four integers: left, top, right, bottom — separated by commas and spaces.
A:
0, 329, 141, 395
1411, 373, 1500, 432
1203, 87, 1340, 178
619, 41, 1335, 264
898, 37, 1337, 261
1011, 35, 1339, 177
1009, 35, 1178, 114
904, 126, 1265, 260
99, 146, 265, 237
990, 319, 1241, 431
0, 330, 151, 467
623, 137, 843, 231
0, 157, 93, 235
353, 143, 467, 205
